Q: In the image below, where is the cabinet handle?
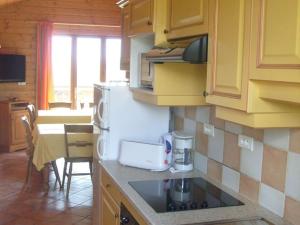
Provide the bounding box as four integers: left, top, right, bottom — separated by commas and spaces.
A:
203, 91, 209, 97
147, 21, 152, 25
105, 183, 110, 188
163, 29, 169, 34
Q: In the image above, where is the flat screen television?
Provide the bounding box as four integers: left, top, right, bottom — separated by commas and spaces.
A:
0, 54, 26, 83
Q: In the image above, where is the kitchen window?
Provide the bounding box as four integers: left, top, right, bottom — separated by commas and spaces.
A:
52, 35, 126, 108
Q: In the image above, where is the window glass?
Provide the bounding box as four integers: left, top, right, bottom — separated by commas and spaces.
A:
52, 36, 72, 102
77, 37, 101, 108
106, 38, 126, 82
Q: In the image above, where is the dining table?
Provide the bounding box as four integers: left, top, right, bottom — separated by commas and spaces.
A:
36, 109, 93, 124
32, 123, 94, 190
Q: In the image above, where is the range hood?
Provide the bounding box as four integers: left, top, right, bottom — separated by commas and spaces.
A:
145, 35, 208, 64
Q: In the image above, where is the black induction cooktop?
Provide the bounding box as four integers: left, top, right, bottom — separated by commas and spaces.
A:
129, 177, 244, 213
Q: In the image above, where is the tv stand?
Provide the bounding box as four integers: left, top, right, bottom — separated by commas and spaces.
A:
0, 100, 29, 152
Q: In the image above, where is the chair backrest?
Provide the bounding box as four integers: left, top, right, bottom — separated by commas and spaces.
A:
64, 124, 93, 158
80, 102, 94, 109
21, 116, 34, 157
26, 104, 36, 129
48, 102, 72, 109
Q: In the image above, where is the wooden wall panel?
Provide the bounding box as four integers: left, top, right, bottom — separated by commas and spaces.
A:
0, 0, 121, 104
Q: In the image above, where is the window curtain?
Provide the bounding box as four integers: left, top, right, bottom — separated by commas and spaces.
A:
37, 22, 54, 110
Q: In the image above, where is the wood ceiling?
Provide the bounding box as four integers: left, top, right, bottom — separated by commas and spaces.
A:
0, 0, 24, 7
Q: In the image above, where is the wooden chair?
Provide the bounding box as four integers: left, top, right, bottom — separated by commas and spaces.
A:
26, 104, 36, 130
21, 115, 62, 189
62, 124, 93, 198
48, 102, 72, 109
21, 116, 35, 187
80, 102, 94, 109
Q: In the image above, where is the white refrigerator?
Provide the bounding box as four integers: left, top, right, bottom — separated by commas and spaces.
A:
93, 82, 170, 161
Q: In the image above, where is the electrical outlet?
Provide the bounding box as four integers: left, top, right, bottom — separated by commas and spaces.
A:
203, 123, 214, 137
17, 82, 26, 86
238, 135, 254, 151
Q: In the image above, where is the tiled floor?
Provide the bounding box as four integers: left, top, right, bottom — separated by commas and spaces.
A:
0, 151, 93, 225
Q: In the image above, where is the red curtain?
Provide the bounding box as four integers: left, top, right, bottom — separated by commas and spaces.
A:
37, 22, 54, 110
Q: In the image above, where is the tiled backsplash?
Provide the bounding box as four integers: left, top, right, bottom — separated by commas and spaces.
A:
173, 106, 300, 225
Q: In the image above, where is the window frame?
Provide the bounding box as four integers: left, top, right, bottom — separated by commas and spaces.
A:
52, 34, 121, 109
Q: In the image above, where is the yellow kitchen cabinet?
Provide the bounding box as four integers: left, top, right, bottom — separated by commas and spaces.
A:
100, 170, 121, 225
206, 0, 300, 128
101, 188, 120, 225
99, 166, 148, 225
248, 0, 300, 104
129, 0, 154, 36
118, 1, 131, 73
127, 0, 169, 47
206, 0, 251, 111
132, 63, 207, 106
165, 0, 208, 40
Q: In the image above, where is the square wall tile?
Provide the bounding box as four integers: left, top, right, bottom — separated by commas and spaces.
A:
239, 174, 259, 202
285, 152, 300, 202
196, 122, 208, 156
284, 197, 300, 225
225, 122, 242, 135
208, 128, 224, 163
173, 107, 185, 118
194, 152, 207, 174
207, 159, 222, 182
262, 145, 287, 192
183, 118, 197, 135
240, 141, 263, 181
174, 115, 184, 131
185, 107, 196, 120
259, 183, 285, 217
223, 132, 240, 171
242, 126, 264, 142
263, 128, 290, 151
195, 106, 210, 124
222, 166, 240, 192
210, 107, 225, 130
289, 128, 300, 153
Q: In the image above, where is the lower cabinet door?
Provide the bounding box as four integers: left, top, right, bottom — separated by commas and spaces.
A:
11, 110, 28, 147
101, 188, 120, 225
92, 160, 101, 225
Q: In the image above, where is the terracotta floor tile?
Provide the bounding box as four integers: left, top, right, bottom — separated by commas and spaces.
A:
75, 217, 92, 225
66, 205, 92, 217
0, 150, 93, 225
0, 212, 15, 225
5, 218, 39, 225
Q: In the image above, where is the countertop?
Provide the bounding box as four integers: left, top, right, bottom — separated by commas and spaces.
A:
100, 160, 291, 225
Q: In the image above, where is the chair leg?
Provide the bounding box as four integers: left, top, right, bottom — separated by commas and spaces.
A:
62, 160, 68, 188
89, 161, 93, 183
25, 157, 33, 187
51, 161, 62, 189
66, 162, 73, 199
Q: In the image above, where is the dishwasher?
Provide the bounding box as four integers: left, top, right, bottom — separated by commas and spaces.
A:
120, 203, 139, 225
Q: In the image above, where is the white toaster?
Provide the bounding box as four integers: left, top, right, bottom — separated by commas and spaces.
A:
118, 140, 169, 171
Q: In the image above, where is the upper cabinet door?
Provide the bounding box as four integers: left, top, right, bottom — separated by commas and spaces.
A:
249, 0, 300, 83
206, 0, 252, 110
120, 5, 131, 72
165, 0, 208, 40
129, 0, 154, 36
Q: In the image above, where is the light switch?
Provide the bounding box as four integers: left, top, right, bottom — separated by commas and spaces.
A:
238, 135, 254, 151
203, 123, 214, 137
